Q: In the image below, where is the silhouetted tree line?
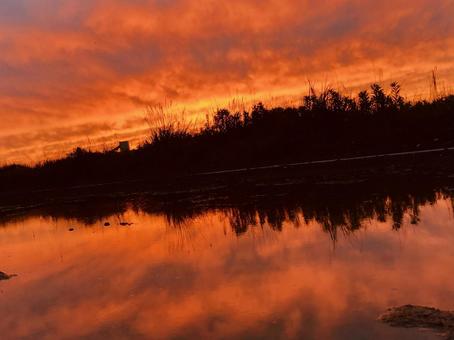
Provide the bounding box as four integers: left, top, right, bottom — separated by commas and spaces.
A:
1, 82, 454, 191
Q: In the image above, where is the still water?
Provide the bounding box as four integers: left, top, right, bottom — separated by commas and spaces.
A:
0, 192, 453, 339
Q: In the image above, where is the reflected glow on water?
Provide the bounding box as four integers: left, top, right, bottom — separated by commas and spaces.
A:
0, 199, 453, 339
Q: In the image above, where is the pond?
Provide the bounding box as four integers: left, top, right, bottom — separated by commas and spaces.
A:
0, 189, 453, 339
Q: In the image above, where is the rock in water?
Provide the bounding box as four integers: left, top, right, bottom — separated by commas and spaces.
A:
0, 271, 16, 281
379, 305, 454, 339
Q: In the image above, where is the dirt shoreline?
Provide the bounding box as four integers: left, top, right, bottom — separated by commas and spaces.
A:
1, 149, 454, 221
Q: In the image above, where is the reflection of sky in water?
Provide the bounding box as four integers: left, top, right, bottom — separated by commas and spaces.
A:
0, 200, 452, 339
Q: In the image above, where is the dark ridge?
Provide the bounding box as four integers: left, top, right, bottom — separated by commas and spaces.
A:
1, 82, 454, 196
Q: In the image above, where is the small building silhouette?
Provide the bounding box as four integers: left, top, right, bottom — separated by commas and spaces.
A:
119, 141, 130, 152
113, 141, 130, 153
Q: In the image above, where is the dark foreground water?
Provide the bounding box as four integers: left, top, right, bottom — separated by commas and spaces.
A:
0, 191, 453, 339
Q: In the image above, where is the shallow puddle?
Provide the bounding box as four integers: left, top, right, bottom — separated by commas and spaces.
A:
0, 194, 453, 339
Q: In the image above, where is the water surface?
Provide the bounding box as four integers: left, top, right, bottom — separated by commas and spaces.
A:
1, 192, 453, 339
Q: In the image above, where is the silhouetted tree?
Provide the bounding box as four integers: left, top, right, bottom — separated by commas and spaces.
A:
390, 82, 405, 110
358, 90, 372, 114
371, 84, 388, 113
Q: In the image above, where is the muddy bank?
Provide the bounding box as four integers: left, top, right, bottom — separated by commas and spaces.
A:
2, 149, 454, 209
379, 305, 454, 339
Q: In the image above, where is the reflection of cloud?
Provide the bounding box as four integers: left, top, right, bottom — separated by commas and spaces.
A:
1, 0, 453, 163
0, 200, 453, 338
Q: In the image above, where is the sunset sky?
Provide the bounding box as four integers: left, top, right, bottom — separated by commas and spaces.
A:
1, 0, 453, 164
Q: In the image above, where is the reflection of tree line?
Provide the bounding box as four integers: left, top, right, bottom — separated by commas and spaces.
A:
2, 186, 452, 241
137, 187, 453, 241
223, 192, 438, 241
225, 192, 447, 241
